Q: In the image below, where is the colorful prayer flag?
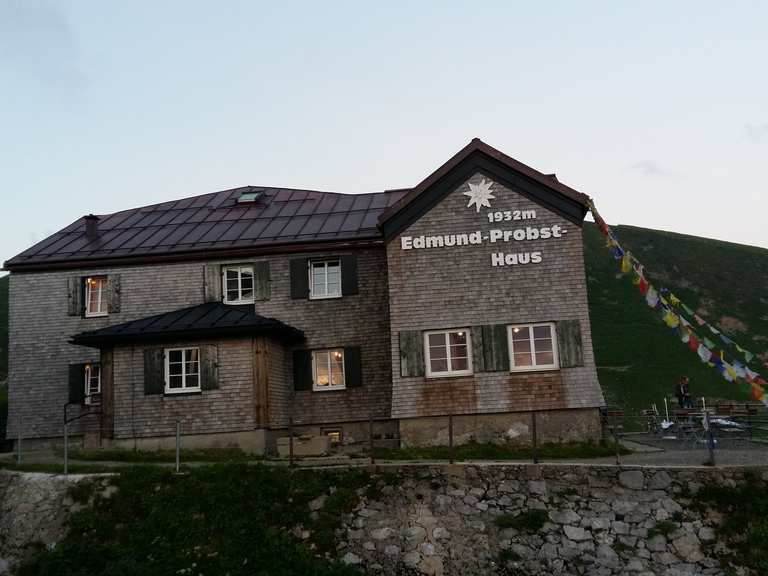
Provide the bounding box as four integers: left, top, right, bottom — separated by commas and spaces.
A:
663, 310, 680, 328
646, 287, 659, 308
697, 344, 711, 363
681, 303, 694, 316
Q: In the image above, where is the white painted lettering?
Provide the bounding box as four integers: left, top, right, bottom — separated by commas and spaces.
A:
401, 236, 413, 250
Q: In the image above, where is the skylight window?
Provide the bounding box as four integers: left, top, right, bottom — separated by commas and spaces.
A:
237, 191, 264, 204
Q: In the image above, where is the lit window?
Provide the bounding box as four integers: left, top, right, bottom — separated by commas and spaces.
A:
309, 260, 341, 299
85, 276, 108, 317
84, 363, 101, 405
165, 348, 201, 393
312, 349, 345, 391
322, 428, 342, 444
508, 323, 558, 371
222, 266, 254, 304
424, 329, 472, 377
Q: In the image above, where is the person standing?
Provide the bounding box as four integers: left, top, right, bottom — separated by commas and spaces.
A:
676, 376, 693, 409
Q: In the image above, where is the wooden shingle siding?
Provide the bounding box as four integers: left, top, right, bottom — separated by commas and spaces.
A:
200, 344, 219, 391
106, 274, 121, 314
143, 348, 164, 395
203, 263, 221, 302
399, 330, 424, 377
481, 324, 509, 372
66, 276, 82, 316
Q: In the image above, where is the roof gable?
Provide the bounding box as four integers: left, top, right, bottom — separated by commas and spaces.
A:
378, 138, 590, 240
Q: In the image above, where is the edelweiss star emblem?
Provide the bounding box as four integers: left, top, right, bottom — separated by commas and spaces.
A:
463, 178, 495, 212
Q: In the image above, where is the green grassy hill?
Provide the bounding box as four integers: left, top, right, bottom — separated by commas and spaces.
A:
584, 223, 767, 414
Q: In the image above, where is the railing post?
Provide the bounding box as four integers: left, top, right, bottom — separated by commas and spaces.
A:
369, 413, 375, 466
175, 419, 181, 473
16, 411, 22, 465
63, 423, 69, 476
705, 411, 716, 466
448, 413, 454, 464
288, 415, 294, 468
612, 420, 621, 466
531, 411, 539, 464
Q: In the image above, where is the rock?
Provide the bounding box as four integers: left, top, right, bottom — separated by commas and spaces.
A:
419, 542, 435, 556
384, 544, 400, 556
404, 526, 426, 546
468, 487, 485, 497
550, 509, 581, 525
403, 550, 421, 568
432, 526, 450, 540
371, 527, 395, 540
590, 517, 611, 531
341, 552, 361, 565
625, 558, 646, 572
563, 525, 591, 542
528, 480, 547, 495
619, 471, 645, 490
498, 481, 519, 494
433, 494, 452, 511
308, 495, 327, 512
698, 527, 716, 542
463, 495, 479, 506
649, 471, 673, 489
612, 521, 629, 535
347, 529, 365, 540
647, 534, 667, 551
418, 556, 444, 576
363, 541, 376, 551
468, 520, 485, 532
672, 533, 703, 563
595, 544, 620, 568
662, 498, 683, 514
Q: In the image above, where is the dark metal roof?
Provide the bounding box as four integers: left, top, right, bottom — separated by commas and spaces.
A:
70, 302, 304, 347
5, 186, 408, 271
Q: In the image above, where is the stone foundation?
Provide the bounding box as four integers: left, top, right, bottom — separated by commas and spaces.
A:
398, 408, 602, 447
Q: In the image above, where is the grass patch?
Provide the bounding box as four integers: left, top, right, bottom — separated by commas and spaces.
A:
494, 509, 548, 532
647, 520, 677, 539
695, 481, 768, 574
15, 462, 370, 576
372, 440, 628, 461
68, 447, 254, 463
0, 461, 120, 474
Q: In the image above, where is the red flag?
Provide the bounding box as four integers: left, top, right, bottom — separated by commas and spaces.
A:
688, 332, 699, 352
638, 277, 649, 294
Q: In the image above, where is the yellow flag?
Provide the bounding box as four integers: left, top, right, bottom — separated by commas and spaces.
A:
670, 293, 680, 306
621, 253, 631, 274
664, 310, 680, 328
726, 364, 738, 381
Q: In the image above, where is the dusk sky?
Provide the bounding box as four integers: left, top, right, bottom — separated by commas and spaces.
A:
2, 1, 767, 273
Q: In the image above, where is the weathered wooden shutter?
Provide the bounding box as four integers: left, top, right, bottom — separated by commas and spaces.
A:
292, 349, 312, 391
472, 326, 486, 372
290, 259, 309, 299
67, 277, 84, 316
344, 346, 362, 388
200, 344, 219, 391
399, 330, 424, 378
253, 261, 271, 301
203, 264, 221, 302
100, 349, 115, 439
106, 274, 122, 314
482, 324, 509, 372
143, 348, 165, 395
68, 363, 86, 404
341, 255, 358, 296
557, 320, 583, 368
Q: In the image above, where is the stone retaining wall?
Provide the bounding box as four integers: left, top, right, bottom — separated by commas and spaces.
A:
337, 464, 766, 575
0, 470, 112, 573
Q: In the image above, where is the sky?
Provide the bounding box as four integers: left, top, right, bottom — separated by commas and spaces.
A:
1, 1, 767, 273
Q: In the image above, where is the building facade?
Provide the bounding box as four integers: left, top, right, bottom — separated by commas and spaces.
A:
4, 139, 605, 453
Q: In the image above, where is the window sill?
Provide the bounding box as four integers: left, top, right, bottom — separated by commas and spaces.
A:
84, 312, 108, 318
311, 386, 347, 392
509, 366, 560, 373
163, 389, 203, 397
223, 299, 255, 306
308, 294, 343, 301
425, 372, 473, 379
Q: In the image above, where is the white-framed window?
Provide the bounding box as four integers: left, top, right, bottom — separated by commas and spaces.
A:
165, 347, 201, 393
222, 265, 255, 304
424, 329, 472, 378
312, 348, 345, 391
508, 323, 559, 371
84, 363, 101, 405
309, 259, 341, 299
85, 276, 108, 317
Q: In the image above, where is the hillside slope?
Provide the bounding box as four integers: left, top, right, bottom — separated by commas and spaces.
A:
584, 223, 766, 413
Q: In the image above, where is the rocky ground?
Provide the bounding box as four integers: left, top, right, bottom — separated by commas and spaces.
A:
336, 464, 759, 575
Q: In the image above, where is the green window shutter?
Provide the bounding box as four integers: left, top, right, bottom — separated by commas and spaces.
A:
341, 255, 358, 295
557, 320, 583, 368
344, 346, 362, 388
471, 326, 486, 372
293, 349, 312, 391
143, 348, 165, 395
201, 344, 219, 391
399, 330, 424, 378
203, 264, 221, 302
106, 274, 122, 314
67, 277, 83, 316
68, 364, 86, 404
253, 261, 271, 301
482, 324, 510, 372
290, 259, 309, 299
